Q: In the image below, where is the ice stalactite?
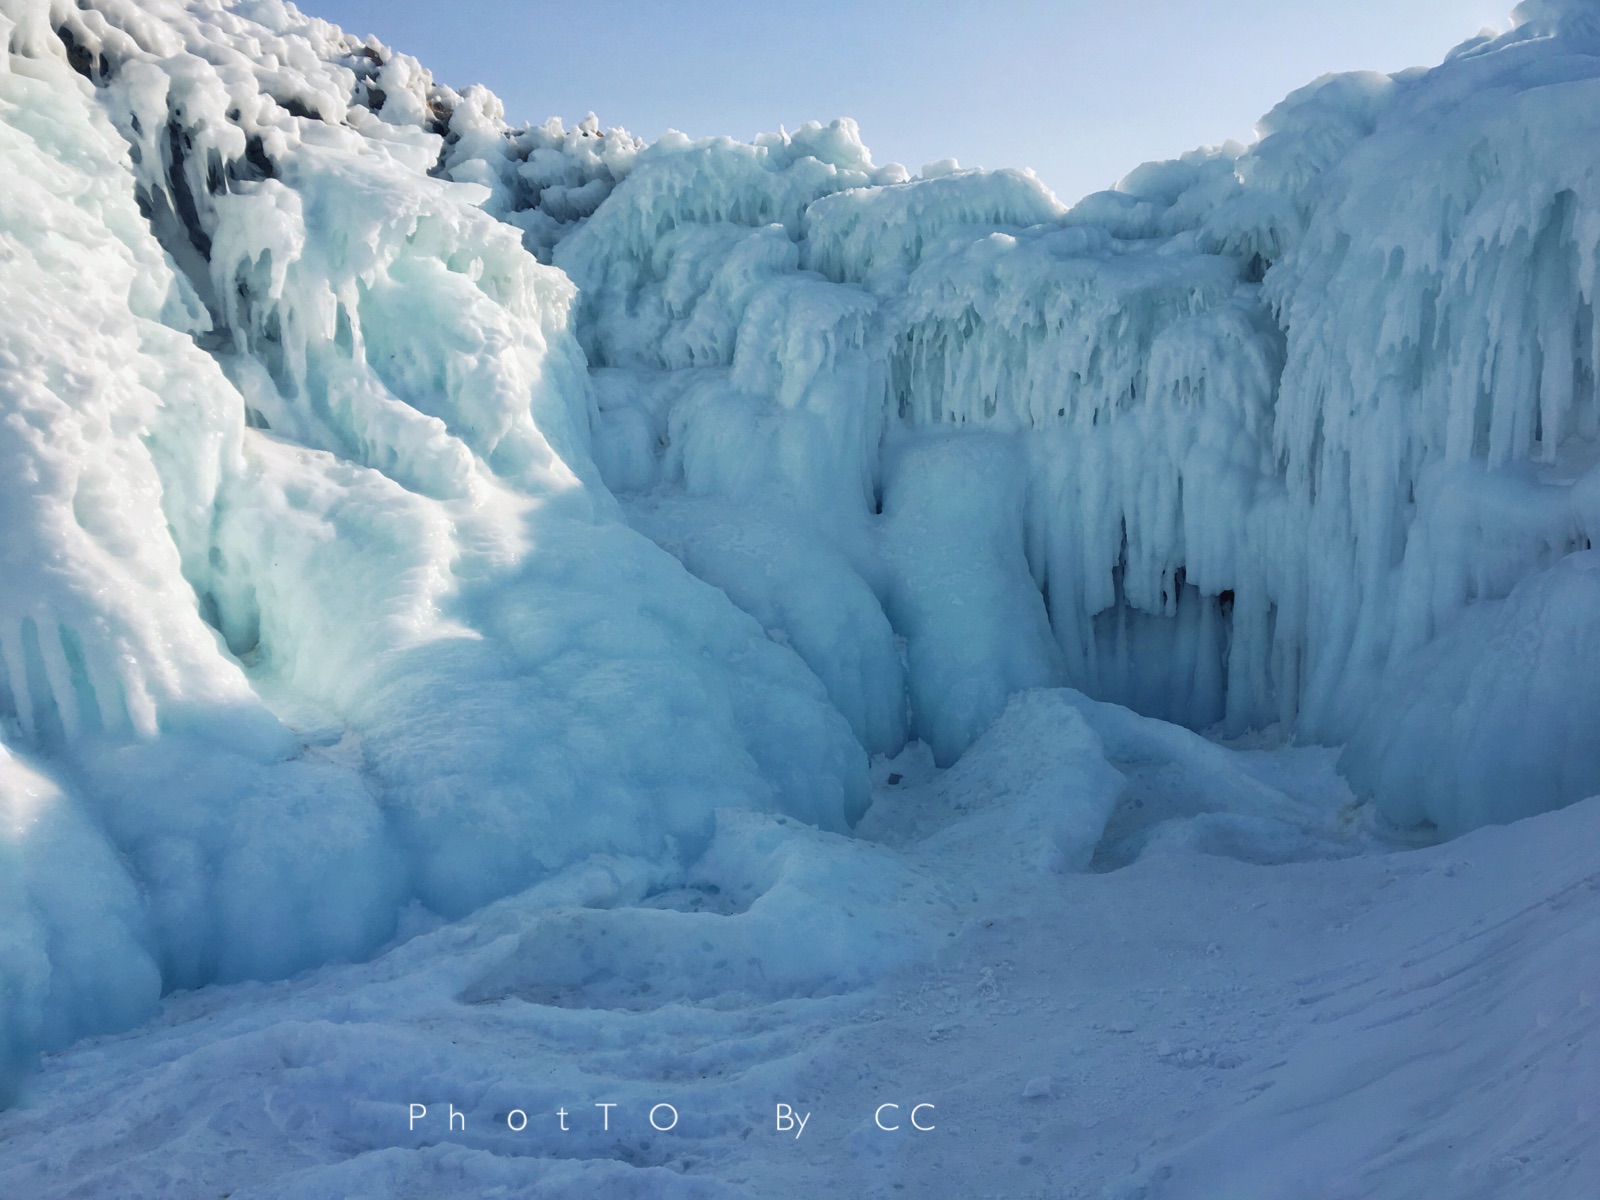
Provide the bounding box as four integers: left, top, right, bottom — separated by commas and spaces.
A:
547, 10, 1600, 791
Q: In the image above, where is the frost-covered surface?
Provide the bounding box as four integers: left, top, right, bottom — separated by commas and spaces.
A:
1340, 549, 1600, 836
3, 702, 1598, 1198
552, 0, 1600, 773
0, 0, 865, 1091
2, 0, 1600, 1192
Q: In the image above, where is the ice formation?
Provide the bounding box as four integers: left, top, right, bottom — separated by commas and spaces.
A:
546, 0, 1600, 765
0, 0, 866, 1090
1341, 549, 1600, 836
1, 0, 1599, 1110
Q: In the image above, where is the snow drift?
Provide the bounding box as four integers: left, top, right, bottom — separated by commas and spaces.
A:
1, 0, 1598, 1096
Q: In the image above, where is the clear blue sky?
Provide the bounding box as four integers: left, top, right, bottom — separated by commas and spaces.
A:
301, 0, 1513, 204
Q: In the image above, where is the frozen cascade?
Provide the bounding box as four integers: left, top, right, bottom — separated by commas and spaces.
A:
550, 0, 1600, 760
0, 0, 866, 1092
0, 0, 1598, 1103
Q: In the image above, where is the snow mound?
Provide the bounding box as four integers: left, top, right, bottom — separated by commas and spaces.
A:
859, 689, 1125, 875
6, 718, 1588, 1197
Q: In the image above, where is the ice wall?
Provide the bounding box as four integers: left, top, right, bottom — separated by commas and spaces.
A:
542, 0, 1600, 773
1340, 550, 1600, 836
0, 0, 868, 1093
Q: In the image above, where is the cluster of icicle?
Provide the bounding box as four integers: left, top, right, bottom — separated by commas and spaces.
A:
537, 2, 1600, 767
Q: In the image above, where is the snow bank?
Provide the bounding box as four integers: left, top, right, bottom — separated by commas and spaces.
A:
460, 808, 930, 1010
4, 732, 1593, 1197
865, 689, 1127, 875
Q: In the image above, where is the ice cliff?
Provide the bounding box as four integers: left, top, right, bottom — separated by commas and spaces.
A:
2, 0, 1599, 1094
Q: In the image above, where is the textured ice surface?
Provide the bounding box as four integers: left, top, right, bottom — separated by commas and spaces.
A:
1341, 550, 1600, 836
542, 0, 1600, 774
5, 701, 1598, 1198
2, 1, 1600, 1183
0, 0, 865, 1086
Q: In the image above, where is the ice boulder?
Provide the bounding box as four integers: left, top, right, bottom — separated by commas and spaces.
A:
880, 435, 1062, 765
0, 744, 161, 1103
1340, 551, 1600, 836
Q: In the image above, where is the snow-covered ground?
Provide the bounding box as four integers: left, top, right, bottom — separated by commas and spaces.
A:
3, 696, 1597, 1198
3, 0, 1600, 1193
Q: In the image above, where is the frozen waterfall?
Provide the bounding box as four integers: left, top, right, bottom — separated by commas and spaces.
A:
2, 0, 1599, 1103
